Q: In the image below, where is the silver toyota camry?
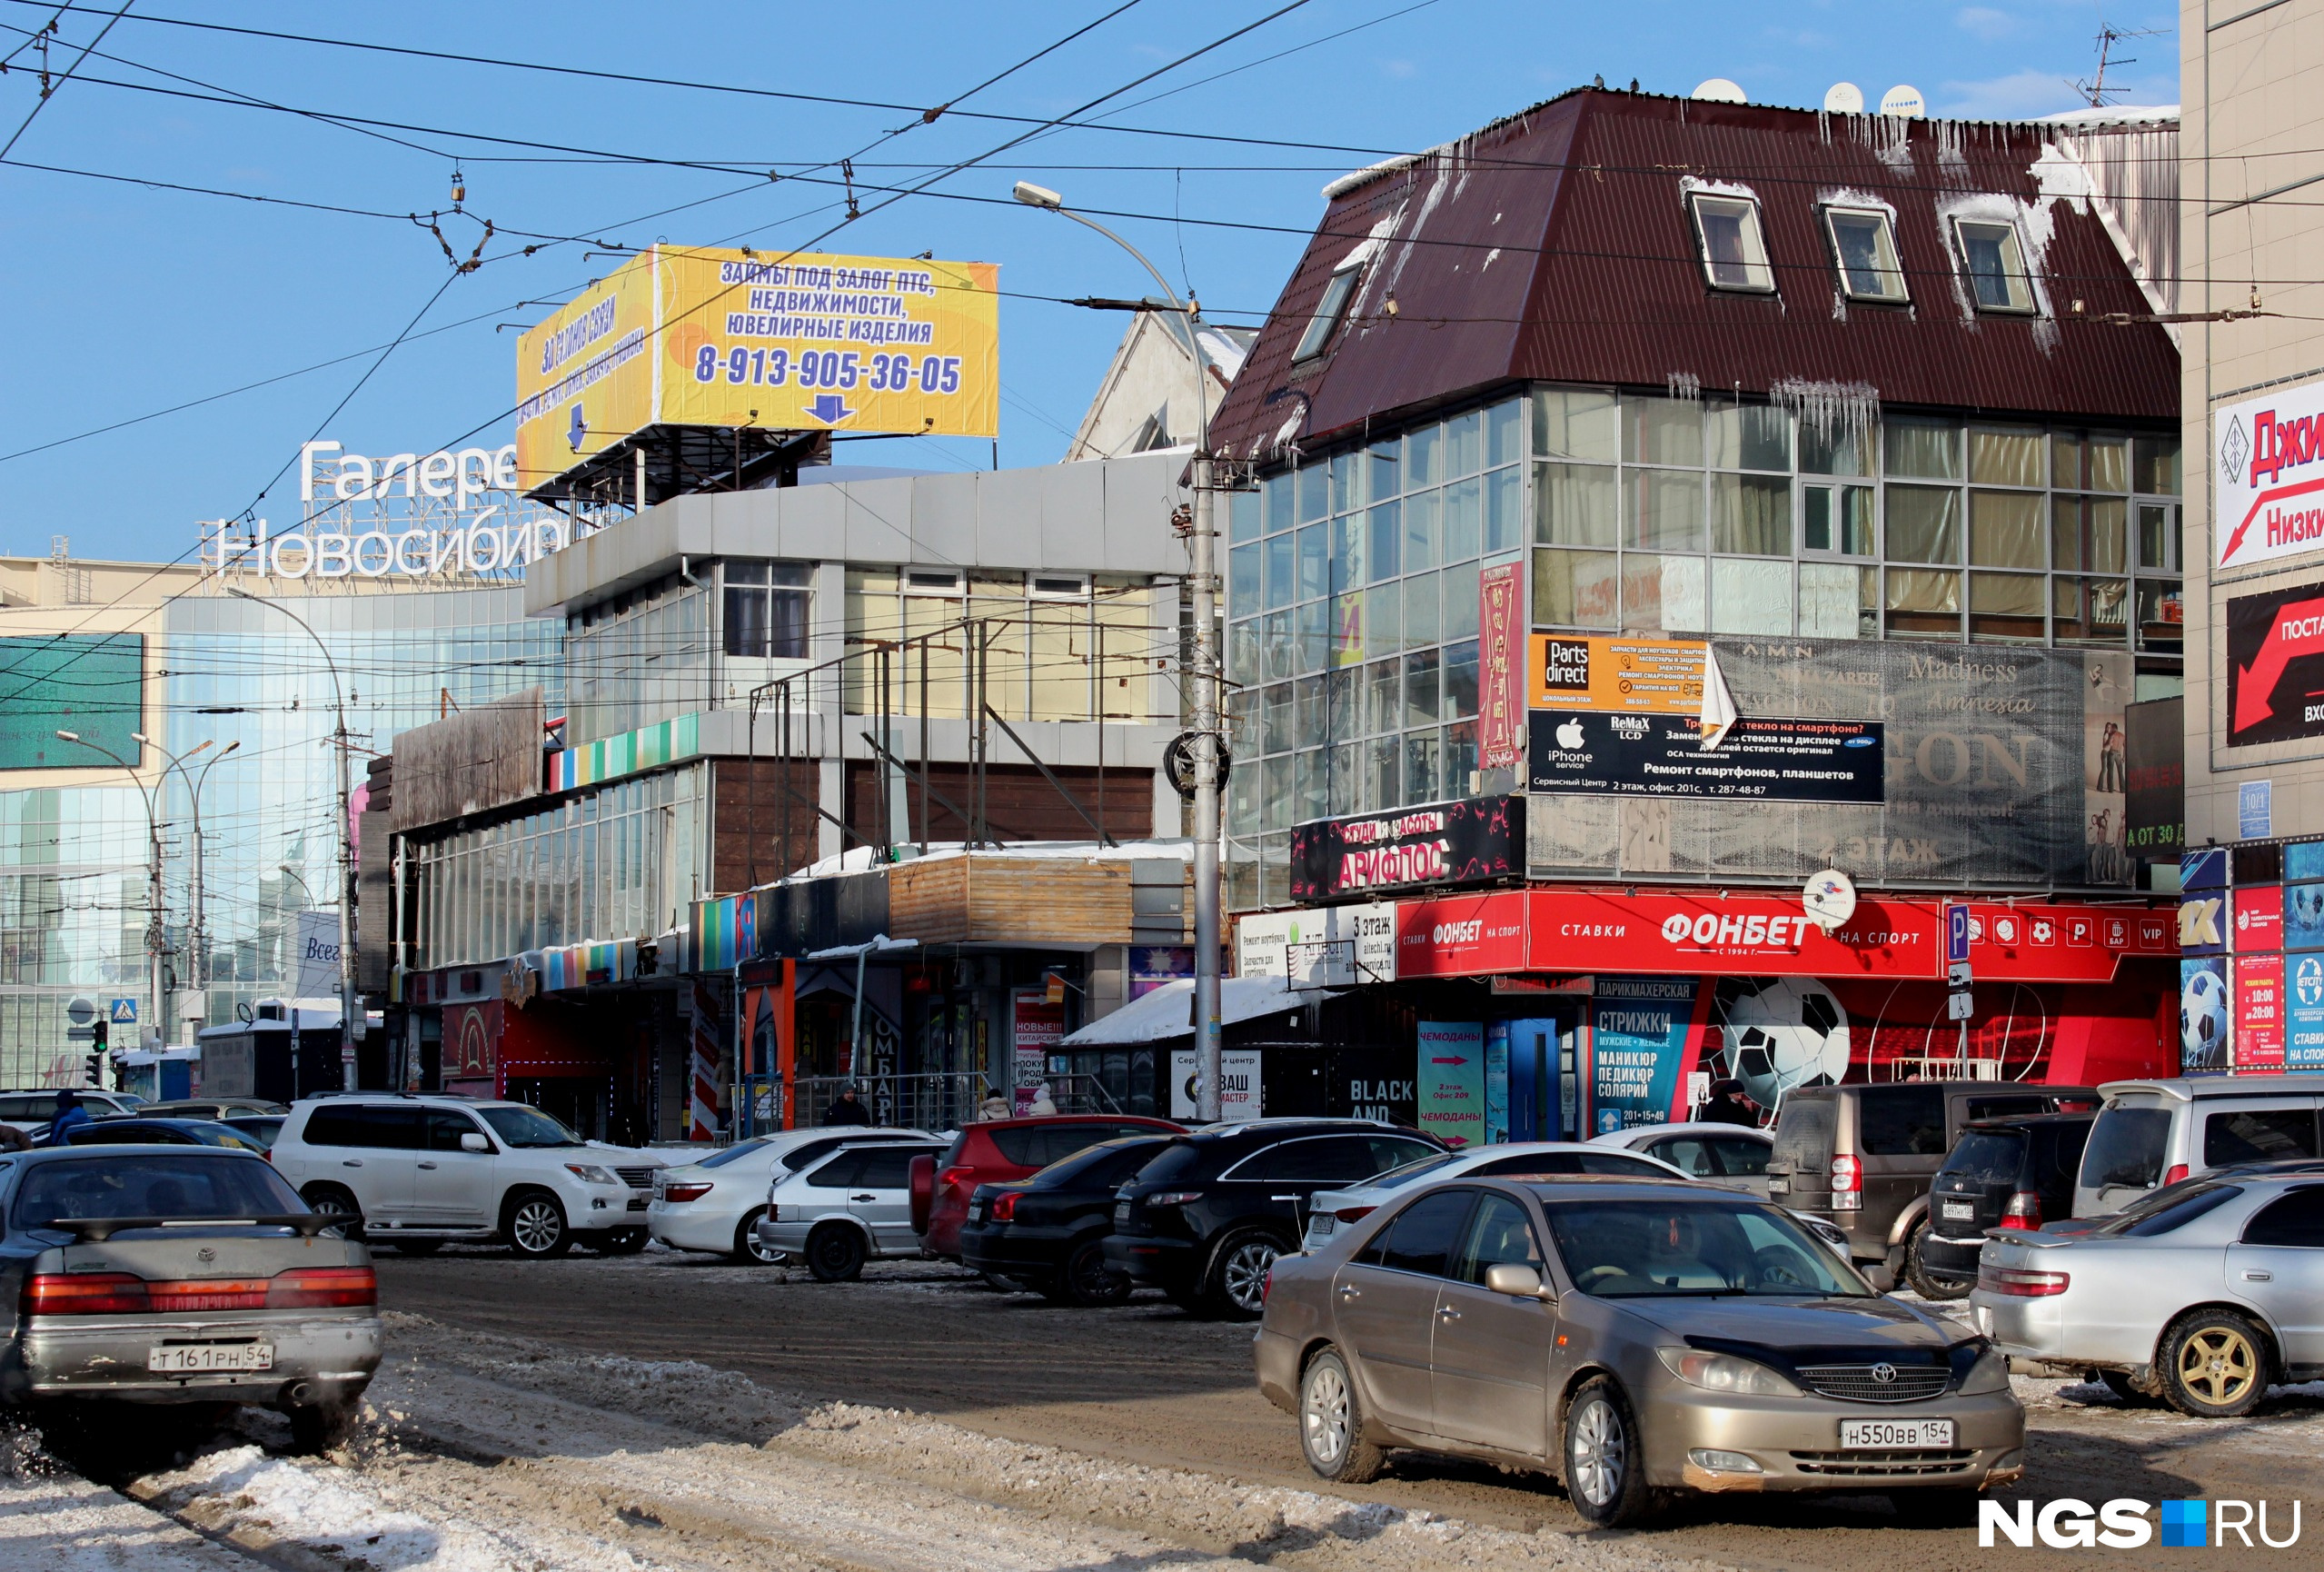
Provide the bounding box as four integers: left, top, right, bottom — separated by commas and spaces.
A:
1973, 1172, 2324, 1417
1256, 1176, 2022, 1527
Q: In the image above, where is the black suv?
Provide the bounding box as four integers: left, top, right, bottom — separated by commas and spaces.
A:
1104, 1119, 1441, 1317
1910, 1112, 2094, 1298
959, 1135, 1178, 1305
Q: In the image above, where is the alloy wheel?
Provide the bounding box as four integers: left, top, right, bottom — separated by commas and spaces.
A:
1569, 1396, 1627, 1509
1302, 1360, 1350, 1466
1220, 1239, 1278, 1313
2177, 1326, 2258, 1407
511, 1198, 564, 1254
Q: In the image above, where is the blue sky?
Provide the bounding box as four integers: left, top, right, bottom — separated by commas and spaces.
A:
0, 0, 2179, 562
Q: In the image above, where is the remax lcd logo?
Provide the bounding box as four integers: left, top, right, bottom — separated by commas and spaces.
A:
1980, 1497, 2300, 1549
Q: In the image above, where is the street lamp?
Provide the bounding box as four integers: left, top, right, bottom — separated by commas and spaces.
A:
1014, 180, 1226, 1122
226, 586, 363, 1086
141, 731, 238, 1032
54, 729, 184, 1064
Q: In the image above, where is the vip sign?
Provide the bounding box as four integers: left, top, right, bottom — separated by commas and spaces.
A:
2216, 378, 2324, 570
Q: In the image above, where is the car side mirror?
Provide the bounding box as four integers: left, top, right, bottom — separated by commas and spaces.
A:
461, 1132, 491, 1153
1485, 1262, 1554, 1300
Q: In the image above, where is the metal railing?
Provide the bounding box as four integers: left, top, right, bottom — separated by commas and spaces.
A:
727, 1069, 1127, 1138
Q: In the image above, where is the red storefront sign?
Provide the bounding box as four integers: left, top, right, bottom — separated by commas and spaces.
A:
2234, 885, 2284, 951
2237, 951, 2287, 1069
1965, 903, 2175, 983
1522, 890, 1936, 977
1396, 892, 1529, 977
1475, 562, 1526, 771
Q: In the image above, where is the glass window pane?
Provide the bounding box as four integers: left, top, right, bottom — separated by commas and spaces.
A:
1295, 748, 1327, 824
2053, 495, 2128, 573
1228, 543, 1263, 619
2053, 577, 2129, 645
1443, 476, 1483, 562
1692, 194, 1773, 290
723, 585, 768, 657
1828, 208, 1906, 301
1227, 729, 1259, 835
1970, 490, 2045, 568
1485, 398, 1525, 467
1442, 639, 1479, 719
1404, 730, 1442, 805
1799, 562, 1878, 640
1624, 397, 1703, 467
1969, 427, 2044, 486
1299, 464, 1331, 523
2137, 502, 2179, 571
1404, 486, 1439, 569
1886, 485, 1961, 563
1405, 648, 1441, 728
1366, 502, 1402, 582
1485, 466, 1525, 555
1261, 756, 1293, 831
1330, 594, 1365, 668
1534, 387, 1619, 462
1369, 438, 1403, 501
1625, 470, 1704, 551
2133, 435, 2182, 496
1365, 584, 1401, 658
1884, 416, 1961, 479
1711, 558, 1793, 634
1445, 720, 1478, 794
1365, 659, 1400, 735
1404, 571, 1440, 648
1712, 474, 1791, 554
1955, 220, 2034, 312
1799, 420, 1872, 476
1296, 524, 1328, 602
1229, 489, 1261, 543
1623, 554, 1705, 633
1266, 473, 1296, 534
1264, 681, 1294, 751
1295, 600, 1328, 673
1407, 423, 1442, 489
1227, 617, 1261, 685
1707, 403, 1791, 472
1445, 410, 1482, 478
1532, 548, 1620, 630
1264, 533, 1295, 609
1970, 572, 2046, 642
1331, 449, 1363, 514
1535, 462, 1617, 547
2135, 579, 2184, 652
1329, 515, 1366, 596
1259, 611, 1293, 681
1443, 564, 1480, 642
1885, 569, 1962, 638
1327, 741, 1360, 815
1366, 735, 1399, 810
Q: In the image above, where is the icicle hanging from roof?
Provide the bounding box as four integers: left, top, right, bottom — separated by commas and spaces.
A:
1771, 378, 1881, 451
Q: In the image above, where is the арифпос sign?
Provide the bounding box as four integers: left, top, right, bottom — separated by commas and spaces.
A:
1289, 795, 1522, 902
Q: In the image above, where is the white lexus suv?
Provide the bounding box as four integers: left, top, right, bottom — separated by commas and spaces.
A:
270, 1094, 664, 1258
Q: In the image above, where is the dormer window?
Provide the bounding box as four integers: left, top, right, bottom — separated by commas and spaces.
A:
1688, 192, 1774, 293
1823, 206, 1908, 303
1952, 217, 2036, 313
1293, 251, 1367, 362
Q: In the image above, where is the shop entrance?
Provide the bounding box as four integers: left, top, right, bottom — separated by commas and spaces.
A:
1503, 1006, 1585, 1142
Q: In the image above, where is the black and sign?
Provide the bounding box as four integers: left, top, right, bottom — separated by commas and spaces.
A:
2123, 696, 2184, 857
1527, 711, 1885, 803
2227, 580, 2324, 746
1289, 793, 1522, 902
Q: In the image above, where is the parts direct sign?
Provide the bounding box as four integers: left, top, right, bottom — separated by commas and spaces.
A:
2225, 580, 2324, 745
2215, 380, 2324, 571
517, 245, 999, 490
1527, 634, 1706, 713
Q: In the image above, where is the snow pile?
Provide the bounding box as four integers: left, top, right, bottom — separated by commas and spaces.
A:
148, 1445, 518, 1571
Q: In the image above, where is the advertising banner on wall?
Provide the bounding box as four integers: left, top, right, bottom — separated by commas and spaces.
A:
1416, 1021, 1486, 1148
0, 633, 143, 771
1235, 904, 1395, 984
2224, 580, 2324, 746
1590, 978, 1703, 1133
2180, 956, 2230, 1072
1527, 711, 1884, 803
1526, 890, 1940, 979
1528, 634, 1707, 713
1395, 892, 1529, 977
2123, 696, 2184, 858
517, 245, 1000, 490
1168, 1047, 1260, 1121
2213, 380, 2324, 571
2289, 952, 2324, 1069
2236, 952, 2286, 1070
1010, 992, 1065, 1111
1289, 795, 1521, 901
1477, 563, 1527, 771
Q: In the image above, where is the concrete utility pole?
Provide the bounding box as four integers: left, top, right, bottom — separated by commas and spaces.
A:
146, 733, 240, 1031
55, 730, 194, 1069
1013, 182, 1225, 1121
227, 588, 363, 1085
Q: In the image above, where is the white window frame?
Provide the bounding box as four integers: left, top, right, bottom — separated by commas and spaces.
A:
1293, 254, 1367, 362
1822, 205, 1909, 303
1028, 573, 1090, 601
1950, 217, 2037, 314
1686, 192, 1775, 294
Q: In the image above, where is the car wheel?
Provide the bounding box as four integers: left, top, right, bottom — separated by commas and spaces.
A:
1903, 1221, 1968, 1301
589, 1228, 649, 1255
1564, 1376, 1656, 1527
391, 1239, 443, 1256
503, 1189, 571, 1259
1204, 1229, 1286, 1319
2158, 1308, 2272, 1418
288, 1398, 361, 1455
1060, 1237, 1133, 1308
301, 1183, 364, 1240
733, 1208, 789, 1265
806, 1222, 869, 1282
1891, 1487, 1980, 1528
1297, 1348, 1385, 1483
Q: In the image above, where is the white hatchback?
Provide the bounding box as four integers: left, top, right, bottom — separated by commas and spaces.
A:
648, 1127, 932, 1263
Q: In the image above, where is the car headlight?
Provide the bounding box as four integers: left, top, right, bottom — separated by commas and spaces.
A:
1958, 1343, 2011, 1395
1657, 1347, 1801, 1398
565, 1163, 619, 1185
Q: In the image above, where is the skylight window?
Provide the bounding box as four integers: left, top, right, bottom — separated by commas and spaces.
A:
1293, 254, 1366, 362
1952, 217, 2036, 313
1688, 192, 1774, 293
1823, 206, 1908, 303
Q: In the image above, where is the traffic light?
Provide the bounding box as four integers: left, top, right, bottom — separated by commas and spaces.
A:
85, 1017, 108, 1089
84, 1053, 101, 1086
90, 1016, 107, 1050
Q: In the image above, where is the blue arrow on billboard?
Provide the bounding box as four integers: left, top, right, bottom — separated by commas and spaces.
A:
567, 403, 588, 452
804, 393, 854, 424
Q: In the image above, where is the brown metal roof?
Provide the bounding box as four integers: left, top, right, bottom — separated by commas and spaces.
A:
1207, 88, 2179, 462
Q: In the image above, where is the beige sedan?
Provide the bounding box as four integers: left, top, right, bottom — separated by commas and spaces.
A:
1254, 1177, 2023, 1527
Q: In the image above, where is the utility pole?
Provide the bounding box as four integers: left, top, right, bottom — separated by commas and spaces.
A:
228, 588, 363, 1085
149, 734, 239, 1034
1013, 181, 1224, 1120
55, 729, 189, 1070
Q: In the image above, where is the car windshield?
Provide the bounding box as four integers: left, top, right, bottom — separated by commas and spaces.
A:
478, 1105, 585, 1149
1366, 1151, 1466, 1191
1542, 1198, 1875, 1298
2096, 1183, 2242, 1237
697, 1136, 776, 1169
14, 1155, 305, 1228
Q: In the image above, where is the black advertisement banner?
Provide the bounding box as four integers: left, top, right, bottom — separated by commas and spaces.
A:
2226, 580, 2324, 747
2123, 696, 2184, 858
1526, 712, 1885, 803
1289, 794, 1522, 902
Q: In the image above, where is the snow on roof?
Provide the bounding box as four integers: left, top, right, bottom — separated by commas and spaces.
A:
1062, 974, 1328, 1048
785, 839, 1202, 884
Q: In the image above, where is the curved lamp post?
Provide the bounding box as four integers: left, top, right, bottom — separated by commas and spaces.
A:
143, 731, 239, 1032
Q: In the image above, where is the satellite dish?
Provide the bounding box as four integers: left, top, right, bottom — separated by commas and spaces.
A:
1691, 77, 1747, 104
1879, 84, 1926, 118
1823, 82, 1865, 114
1803, 869, 1859, 934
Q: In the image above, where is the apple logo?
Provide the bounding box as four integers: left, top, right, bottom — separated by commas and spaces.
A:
1554, 717, 1585, 749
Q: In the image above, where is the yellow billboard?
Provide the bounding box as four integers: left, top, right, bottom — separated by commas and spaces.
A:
515, 245, 999, 491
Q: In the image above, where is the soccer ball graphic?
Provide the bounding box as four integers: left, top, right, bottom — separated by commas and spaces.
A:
2180, 966, 2230, 1069
1718, 979, 1851, 1109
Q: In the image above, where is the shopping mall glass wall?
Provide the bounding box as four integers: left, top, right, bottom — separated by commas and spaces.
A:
0, 586, 560, 1086
1222, 385, 2183, 910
